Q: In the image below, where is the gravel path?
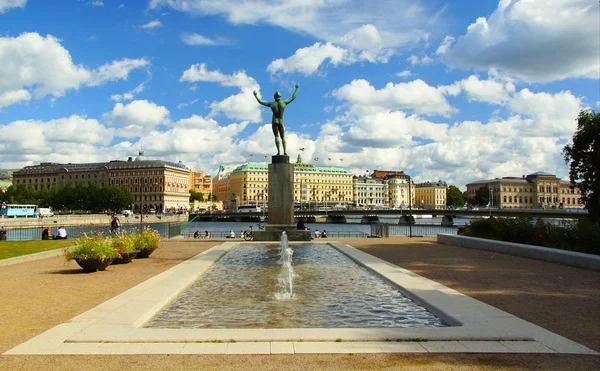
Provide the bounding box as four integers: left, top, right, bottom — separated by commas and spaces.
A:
0, 237, 598, 371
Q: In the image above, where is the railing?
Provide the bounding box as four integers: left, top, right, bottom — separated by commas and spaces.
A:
181, 230, 370, 239
371, 224, 459, 237
0, 223, 185, 241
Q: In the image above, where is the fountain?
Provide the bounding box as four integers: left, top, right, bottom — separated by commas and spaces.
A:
274, 232, 294, 300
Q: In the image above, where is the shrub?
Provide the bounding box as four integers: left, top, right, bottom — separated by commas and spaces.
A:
65, 233, 120, 261
135, 228, 160, 252
112, 232, 138, 255
464, 217, 599, 255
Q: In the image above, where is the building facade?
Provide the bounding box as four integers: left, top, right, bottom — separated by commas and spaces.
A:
353, 175, 389, 208
216, 156, 354, 210
465, 171, 584, 209
414, 181, 447, 209
192, 171, 213, 201
12, 152, 191, 212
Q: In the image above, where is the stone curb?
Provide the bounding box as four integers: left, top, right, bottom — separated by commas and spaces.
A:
437, 234, 600, 271
0, 247, 71, 267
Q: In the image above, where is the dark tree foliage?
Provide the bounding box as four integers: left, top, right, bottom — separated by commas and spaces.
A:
0, 184, 133, 212
446, 185, 466, 206
563, 110, 600, 223
189, 190, 204, 202
471, 185, 490, 206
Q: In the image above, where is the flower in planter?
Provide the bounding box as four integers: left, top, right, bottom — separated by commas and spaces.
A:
112, 232, 139, 264
134, 228, 161, 258
65, 233, 120, 262
65, 233, 120, 272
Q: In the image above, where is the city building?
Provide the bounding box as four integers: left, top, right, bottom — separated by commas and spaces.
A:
369, 170, 415, 208
414, 181, 447, 209
12, 151, 191, 212
216, 155, 353, 209
192, 171, 213, 201
465, 171, 584, 209
353, 175, 388, 208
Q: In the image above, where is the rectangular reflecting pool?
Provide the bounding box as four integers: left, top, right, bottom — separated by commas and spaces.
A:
145, 243, 446, 329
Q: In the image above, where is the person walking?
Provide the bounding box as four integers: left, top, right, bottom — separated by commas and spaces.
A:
110, 215, 121, 236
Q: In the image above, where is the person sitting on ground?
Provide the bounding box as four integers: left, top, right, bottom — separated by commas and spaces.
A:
193, 230, 200, 239
41, 227, 50, 240
321, 230, 328, 238
204, 230, 210, 239
296, 217, 307, 230
314, 229, 321, 238
110, 215, 121, 235
54, 226, 67, 240
229, 229, 235, 238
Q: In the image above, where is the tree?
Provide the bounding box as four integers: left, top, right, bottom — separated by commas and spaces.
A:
471, 185, 490, 206
563, 110, 600, 223
446, 185, 465, 207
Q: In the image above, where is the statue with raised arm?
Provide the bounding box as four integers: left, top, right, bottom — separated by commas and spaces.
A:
253, 83, 299, 156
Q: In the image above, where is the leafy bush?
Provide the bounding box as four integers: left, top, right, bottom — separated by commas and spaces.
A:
464, 217, 600, 255
111, 232, 138, 255
135, 228, 160, 252
65, 233, 120, 261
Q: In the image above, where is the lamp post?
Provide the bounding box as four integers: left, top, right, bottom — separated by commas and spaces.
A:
139, 176, 144, 234
408, 175, 413, 238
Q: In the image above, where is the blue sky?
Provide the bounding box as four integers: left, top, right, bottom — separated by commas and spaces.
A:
0, 0, 598, 189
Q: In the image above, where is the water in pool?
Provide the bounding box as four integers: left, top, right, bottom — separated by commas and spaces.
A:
144, 243, 446, 329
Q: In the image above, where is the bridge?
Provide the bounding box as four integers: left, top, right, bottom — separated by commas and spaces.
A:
189, 208, 588, 223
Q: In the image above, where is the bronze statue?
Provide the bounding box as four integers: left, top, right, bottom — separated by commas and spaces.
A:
253, 83, 299, 156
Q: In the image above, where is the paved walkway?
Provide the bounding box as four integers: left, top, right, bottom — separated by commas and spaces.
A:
0, 237, 598, 370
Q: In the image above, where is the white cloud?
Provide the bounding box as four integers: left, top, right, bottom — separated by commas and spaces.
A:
180, 63, 261, 122
435, 35, 454, 55
438, 0, 600, 82
0, 32, 149, 107
180, 63, 258, 90
110, 70, 152, 102
0, 89, 31, 108
441, 75, 513, 105
407, 54, 433, 66
340, 24, 383, 50
268, 39, 394, 76
0, 0, 26, 13
333, 78, 456, 117
177, 98, 199, 109
117, 4, 124, 9
88, 58, 150, 86
181, 33, 229, 46
141, 19, 162, 29
396, 70, 412, 79
0, 115, 112, 168
91, 0, 103, 7
103, 100, 169, 137
149, 0, 441, 50
267, 42, 348, 76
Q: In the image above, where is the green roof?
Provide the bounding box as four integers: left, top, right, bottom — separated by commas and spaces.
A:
230, 162, 351, 174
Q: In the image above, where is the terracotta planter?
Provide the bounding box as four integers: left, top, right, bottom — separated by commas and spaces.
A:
135, 247, 156, 259
112, 252, 138, 264
75, 258, 114, 272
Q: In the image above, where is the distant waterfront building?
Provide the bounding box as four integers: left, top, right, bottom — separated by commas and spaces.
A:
215, 156, 353, 209
465, 171, 584, 209
12, 151, 191, 212
414, 181, 447, 209
192, 171, 213, 201
369, 170, 416, 208
353, 175, 388, 208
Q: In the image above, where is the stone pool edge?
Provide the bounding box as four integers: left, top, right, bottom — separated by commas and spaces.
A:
4, 241, 597, 355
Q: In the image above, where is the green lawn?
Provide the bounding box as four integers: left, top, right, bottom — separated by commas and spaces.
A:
0, 240, 75, 260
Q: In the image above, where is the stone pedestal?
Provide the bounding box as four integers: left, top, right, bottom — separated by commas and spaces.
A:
251, 155, 311, 241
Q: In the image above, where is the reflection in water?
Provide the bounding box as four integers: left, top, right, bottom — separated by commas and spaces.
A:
145, 243, 446, 329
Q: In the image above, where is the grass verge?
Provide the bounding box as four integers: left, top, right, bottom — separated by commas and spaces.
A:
0, 240, 74, 260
